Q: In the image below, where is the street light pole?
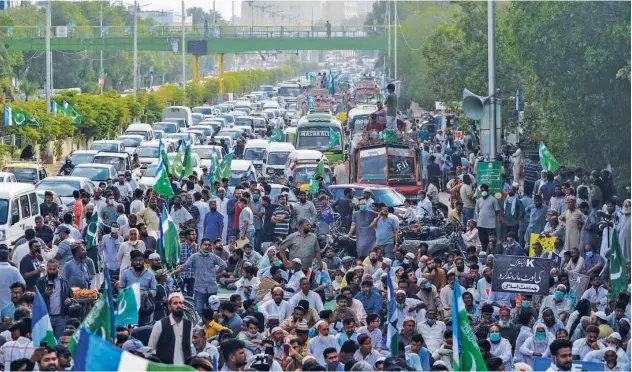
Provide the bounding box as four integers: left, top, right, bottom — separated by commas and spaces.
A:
394, 0, 397, 80
45, 0, 51, 112
100, 0, 103, 94
488, 0, 496, 160
133, 0, 138, 97
181, 0, 186, 99
386, 0, 390, 79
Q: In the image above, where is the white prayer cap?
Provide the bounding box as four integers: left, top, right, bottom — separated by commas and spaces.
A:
382, 258, 392, 265
513, 362, 533, 372
610, 332, 622, 341
167, 292, 184, 302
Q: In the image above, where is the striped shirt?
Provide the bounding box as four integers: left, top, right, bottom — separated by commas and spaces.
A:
179, 242, 194, 279
272, 205, 291, 236
0, 337, 34, 371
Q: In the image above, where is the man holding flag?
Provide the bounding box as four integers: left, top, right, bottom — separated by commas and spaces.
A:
452, 277, 488, 371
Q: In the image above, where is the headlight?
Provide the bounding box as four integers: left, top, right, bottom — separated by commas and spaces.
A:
0, 230, 6, 242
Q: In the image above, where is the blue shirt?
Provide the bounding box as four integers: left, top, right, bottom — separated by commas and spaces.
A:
0, 263, 24, 311
100, 235, 122, 270
335, 331, 358, 347
584, 253, 604, 272
539, 182, 555, 201
355, 288, 383, 317
375, 215, 399, 246
120, 267, 157, 297
203, 211, 224, 242
179, 242, 194, 279
506, 242, 525, 256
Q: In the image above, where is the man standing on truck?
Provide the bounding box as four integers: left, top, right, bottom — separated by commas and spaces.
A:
385, 83, 398, 132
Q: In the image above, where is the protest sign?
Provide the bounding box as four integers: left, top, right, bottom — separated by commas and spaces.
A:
476, 161, 502, 196
491, 255, 552, 296
529, 233, 556, 256
567, 271, 590, 300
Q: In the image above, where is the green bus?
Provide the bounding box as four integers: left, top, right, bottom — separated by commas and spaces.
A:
295, 113, 345, 163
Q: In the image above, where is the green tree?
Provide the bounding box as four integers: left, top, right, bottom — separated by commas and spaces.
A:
19, 80, 38, 101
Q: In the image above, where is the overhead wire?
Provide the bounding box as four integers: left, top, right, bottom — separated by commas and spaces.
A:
395, 10, 424, 52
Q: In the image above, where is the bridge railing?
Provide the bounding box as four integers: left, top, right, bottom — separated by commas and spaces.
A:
0, 25, 388, 40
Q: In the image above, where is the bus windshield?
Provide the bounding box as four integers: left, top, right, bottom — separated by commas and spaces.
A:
358, 148, 387, 182
297, 127, 342, 151
278, 86, 301, 97
350, 115, 370, 136
358, 147, 416, 183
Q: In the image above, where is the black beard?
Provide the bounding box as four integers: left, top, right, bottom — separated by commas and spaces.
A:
133, 265, 144, 272
172, 308, 184, 318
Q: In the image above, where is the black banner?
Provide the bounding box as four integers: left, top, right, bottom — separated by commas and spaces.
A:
491, 255, 552, 296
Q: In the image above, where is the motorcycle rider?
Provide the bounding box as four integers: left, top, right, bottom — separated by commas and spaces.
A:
58, 157, 74, 176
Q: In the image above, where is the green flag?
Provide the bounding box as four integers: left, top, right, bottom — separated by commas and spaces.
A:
160, 148, 171, 176
327, 127, 340, 150
181, 143, 193, 179
314, 158, 325, 179
153, 157, 175, 198
115, 282, 141, 327
170, 147, 183, 179
159, 205, 180, 268
308, 179, 319, 195
62, 100, 82, 124
268, 128, 283, 143
538, 142, 559, 172
609, 229, 629, 295
67, 295, 114, 356
452, 278, 488, 372
85, 211, 99, 250
3, 106, 39, 127
212, 153, 233, 185
382, 128, 397, 144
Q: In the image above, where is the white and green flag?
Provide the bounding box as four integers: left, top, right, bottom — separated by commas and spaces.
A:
67, 294, 114, 356
609, 229, 629, 295
32, 288, 56, 347
452, 278, 488, 371
115, 282, 141, 327
159, 205, 180, 268
3, 106, 39, 127
85, 210, 99, 250
62, 100, 82, 124
538, 141, 559, 172
153, 156, 175, 198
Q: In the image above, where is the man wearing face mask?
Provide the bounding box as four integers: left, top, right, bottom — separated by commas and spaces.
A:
475, 184, 500, 249
203, 199, 224, 243
170, 195, 194, 233
487, 324, 513, 371
279, 219, 322, 272
518, 323, 553, 366
417, 308, 446, 351
417, 278, 444, 318
99, 192, 120, 234
242, 243, 262, 267
332, 188, 355, 231
117, 228, 146, 273
540, 284, 573, 323
524, 194, 548, 247
249, 189, 264, 251
148, 292, 192, 365
439, 272, 465, 314
61, 245, 95, 289
99, 222, 123, 277
416, 190, 434, 220
475, 267, 493, 304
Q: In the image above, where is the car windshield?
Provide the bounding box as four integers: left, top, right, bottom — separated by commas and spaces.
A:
4, 168, 37, 183
350, 115, 370, 136
191, 127, 212, 136
268, 187, 298, 203
217, 131, 242, 140
235, 118, 253, 127
135, 146, 159, 158
244, 148, 266, 161
143, 164, 159, 177
153, 123, 177, 133
358, 153, 387, 182
71, 167, 110, 181
297, 127, 342, 151
192, 148, 221, 159
267, 152, 290, 166
192, 115, 203, 125
0, 199, 8, 224
279, 87, 301, 97
125, 131, 149, 139
119, 137, 142, 147
93, 156, 126, 173
253, 119, 266, 128
90, 143, 118, 152
193, 107, 214, 115
71, 153, 96, 165
294, 167, 332, 184
36, 180, 81, 197
372, 188, 406, 207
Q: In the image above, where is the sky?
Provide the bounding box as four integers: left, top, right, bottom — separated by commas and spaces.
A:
120, 0, 242, 19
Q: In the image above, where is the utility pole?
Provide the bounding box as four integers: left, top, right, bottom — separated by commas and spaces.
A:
45, 0, 51, 112
100, 0, 103, 93
181, 0, 186, 97
488, 0, 496, 159
386, 0, 390, 79
394, 0, 397, 80
133, 0, 138, 97
232, 0, 235, 24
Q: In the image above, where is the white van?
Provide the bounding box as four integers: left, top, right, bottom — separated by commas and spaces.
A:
162, 106, 192, 128
243, 139, 269, 176
124, 123, 155, 141
266, 142, 295, 181
0, 183, 40, 247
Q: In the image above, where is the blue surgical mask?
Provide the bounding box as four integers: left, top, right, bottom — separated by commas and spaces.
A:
554, 290, 564, 300
522, 300, 530, 308
426, 319, 436, 326
490, 332, 501, 342
359, 205, 367, 211
535, 331, 546, 341
586, 251, 593, 257
326, 362, 339, 369
424, 282, 431, 289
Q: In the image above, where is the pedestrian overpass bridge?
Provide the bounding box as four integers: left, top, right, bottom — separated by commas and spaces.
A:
0, 25, 388, 53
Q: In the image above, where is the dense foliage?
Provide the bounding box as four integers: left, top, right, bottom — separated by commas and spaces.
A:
368, 1, 631, 181
0, 65, 302, 148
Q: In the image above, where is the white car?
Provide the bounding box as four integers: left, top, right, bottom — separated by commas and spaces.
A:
191, 145, 225, 169
117, 134, 145, 156
0, 172, 16, 183
36, 176, 95, 207
167, 152, 204, 178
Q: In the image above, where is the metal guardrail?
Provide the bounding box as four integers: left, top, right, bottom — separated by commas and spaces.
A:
0, 25, 389, 40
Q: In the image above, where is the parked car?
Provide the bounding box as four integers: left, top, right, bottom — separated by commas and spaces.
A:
70, 163, 117, 183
